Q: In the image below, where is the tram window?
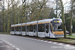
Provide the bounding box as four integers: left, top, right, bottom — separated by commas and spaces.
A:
46, 24, 49, 33
50, 24, 53, 32
15, 27, 18, 31
17, 27, 19, 31
54, 25, 63, 31
38, 24, 45, 32
22, 26, 26, 31
27, 26, 29, 32
28, 25, 33, 32
58, 25, 63, 31
18, 26, 21, 31
30, 25, 33, 32
11, 27, 14, 31
33, 25, 37, 32
14, 27, 16, 31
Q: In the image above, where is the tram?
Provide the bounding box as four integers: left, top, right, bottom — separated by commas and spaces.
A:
10, 18, 64, 38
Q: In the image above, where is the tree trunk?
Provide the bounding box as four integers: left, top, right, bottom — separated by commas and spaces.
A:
2, 0, 5, 32
69, 0, 74, 35
2, 9, 5, 32
7, 0, 10, 33
60, 0, 66, 38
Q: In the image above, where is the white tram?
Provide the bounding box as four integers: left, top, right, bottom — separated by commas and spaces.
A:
10, 18, 64, 38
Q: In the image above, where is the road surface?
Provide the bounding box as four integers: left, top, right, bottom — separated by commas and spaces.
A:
0, 34, 75, 50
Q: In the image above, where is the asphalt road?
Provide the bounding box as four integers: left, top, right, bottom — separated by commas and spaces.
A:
0, 34, 75, 50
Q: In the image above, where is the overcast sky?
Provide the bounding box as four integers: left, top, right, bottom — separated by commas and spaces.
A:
0, 0, 71, 10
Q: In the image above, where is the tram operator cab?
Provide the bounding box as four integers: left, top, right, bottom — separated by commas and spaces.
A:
49, 18, 64, 38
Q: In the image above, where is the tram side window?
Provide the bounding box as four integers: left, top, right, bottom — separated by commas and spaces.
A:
46, 24, 49, 33
15, 27, 18, 31
18, 26, 21, 31
33, 25, 37, 32
11, 27, 14, 31
38, 24, 45, 32
27, 25, 33, 32
27, 26, 29, 32
29, 25, 33, 32
22, 26, 26, 31
58, 25, 63, 31
50, 24, 53, 32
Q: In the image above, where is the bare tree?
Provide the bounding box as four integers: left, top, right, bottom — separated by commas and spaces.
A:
29, 0, 38, 21
1, 0, 6, 32
6, 0, 11, 32
60, 0, 66, 38
22, 0, 26, 23
34, 0, 48, 21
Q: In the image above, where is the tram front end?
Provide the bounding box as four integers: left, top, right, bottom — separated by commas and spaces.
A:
51, 18, 64, 38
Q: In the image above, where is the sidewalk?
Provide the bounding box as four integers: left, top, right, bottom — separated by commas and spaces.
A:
0, 40, 15, 50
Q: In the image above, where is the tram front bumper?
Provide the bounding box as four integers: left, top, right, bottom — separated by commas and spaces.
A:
54, 34, 64, 38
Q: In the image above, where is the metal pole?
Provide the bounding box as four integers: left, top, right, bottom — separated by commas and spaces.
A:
22, 0, 27, 35
37, 20, 38, 36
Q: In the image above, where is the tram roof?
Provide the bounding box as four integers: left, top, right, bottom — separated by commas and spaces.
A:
11, 18, 61, 27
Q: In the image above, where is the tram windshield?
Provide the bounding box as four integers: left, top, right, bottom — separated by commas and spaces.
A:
53, 24, 63, 31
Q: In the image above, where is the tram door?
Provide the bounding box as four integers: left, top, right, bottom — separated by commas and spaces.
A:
45, 24, 50, 37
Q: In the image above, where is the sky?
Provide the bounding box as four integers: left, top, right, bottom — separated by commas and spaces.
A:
0, 0, 71, 11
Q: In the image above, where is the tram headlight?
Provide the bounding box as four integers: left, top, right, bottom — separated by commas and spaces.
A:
54, 21, 60, 23
54, 21, 56, 22
57, 21, 60, 22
